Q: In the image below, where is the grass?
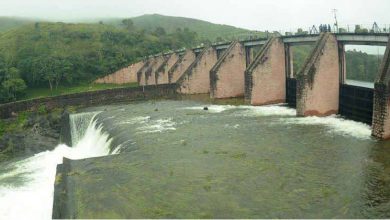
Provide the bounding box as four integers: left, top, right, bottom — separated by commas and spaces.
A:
22, 82, 139, 101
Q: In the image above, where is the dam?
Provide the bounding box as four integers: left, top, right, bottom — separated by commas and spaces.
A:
0, 33, 389, 219
96, 32, 390, 139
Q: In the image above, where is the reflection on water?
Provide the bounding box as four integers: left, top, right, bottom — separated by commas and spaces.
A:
345, 79, 375, 89
66, 99, 390, 218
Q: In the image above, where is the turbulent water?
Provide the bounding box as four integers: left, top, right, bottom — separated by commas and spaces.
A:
0, 112, 117, 220
0, 98, 390, 218
74, 99, 389, 218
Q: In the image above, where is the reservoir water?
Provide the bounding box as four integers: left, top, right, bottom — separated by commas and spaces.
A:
1, 97, 390, 218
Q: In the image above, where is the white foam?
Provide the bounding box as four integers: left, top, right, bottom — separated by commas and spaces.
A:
136, 118, 176, 134
0, 113, 117, 220
280, 115, 372, 139
183, 105, 237, 113
224, 124, 240, 129
183, 104, 296, 116
119, 116, 150, 125
235, 105, 296, 116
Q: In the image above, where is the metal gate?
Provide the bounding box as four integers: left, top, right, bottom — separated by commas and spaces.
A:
286, 78, 297, 108
339, 84, 373, 124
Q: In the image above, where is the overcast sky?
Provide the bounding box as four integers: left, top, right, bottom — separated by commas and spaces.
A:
0, 0, 389, 32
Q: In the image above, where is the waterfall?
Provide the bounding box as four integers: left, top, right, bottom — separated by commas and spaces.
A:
70, 112, 97, 146
0, 111, 118, 220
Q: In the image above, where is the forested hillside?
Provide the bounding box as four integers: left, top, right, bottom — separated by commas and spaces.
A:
0, 17, 34, 32
345, 50, 383, 82
129, 14, 265, 41
0, 21, 197, 102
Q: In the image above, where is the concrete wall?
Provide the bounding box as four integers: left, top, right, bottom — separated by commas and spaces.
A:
94, 61, 143, 84
168, 50, 196, 83
372, 39, 390, 139
177, 47, 218, 94
145, 55, 165, 85
0, 84, 178, 119
245, 38, 286, 105
296, 33, 339, 116
210, 42, 246, 99
156, 53, 179, 85
138, 58, 154, 86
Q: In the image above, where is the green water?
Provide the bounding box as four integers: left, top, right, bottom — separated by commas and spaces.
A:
69, 98, 390, 218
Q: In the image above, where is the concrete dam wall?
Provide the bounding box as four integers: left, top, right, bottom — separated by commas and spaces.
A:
82, 33, 390, 139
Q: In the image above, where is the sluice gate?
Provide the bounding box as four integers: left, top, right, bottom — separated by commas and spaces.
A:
339, 84, 373, 124
286, 78, 296, 108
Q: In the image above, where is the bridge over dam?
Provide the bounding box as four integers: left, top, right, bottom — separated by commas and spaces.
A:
95, 33, 390, 139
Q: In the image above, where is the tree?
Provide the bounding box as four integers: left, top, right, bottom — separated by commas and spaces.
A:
0, 21, 201, 102
2, 78, 26, 101
215, 37, 224, 42
154, 27, 166, 36
0, 63, 27, 102
121, 19, 134, 32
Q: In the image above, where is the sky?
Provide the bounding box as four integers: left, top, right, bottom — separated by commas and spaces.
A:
0, 0, 388, 54
0, 0, 389, 32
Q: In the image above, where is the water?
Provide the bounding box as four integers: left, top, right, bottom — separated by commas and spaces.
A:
0, 112, 117, 219
345, 79, 374, 89
64, 99, 389, 218
1, 98, 390, 218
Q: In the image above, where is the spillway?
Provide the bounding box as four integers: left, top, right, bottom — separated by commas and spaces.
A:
53, 99, 390, 218
0, 112, 118, 219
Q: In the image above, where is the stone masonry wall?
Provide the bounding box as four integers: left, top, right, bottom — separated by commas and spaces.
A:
156, 53, 179, 85
246, 38, 286, 105
177, 47, 218, 94
168, 50, 196, 83
372, 38, 390, 139
94, 61, 144, 84
0, 84, 178, 119
210, 42, 246, 98
296, 33, 339, 116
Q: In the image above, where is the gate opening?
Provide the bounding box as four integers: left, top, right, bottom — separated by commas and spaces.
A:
285, 44, 315, 107
339, 45, 385, 124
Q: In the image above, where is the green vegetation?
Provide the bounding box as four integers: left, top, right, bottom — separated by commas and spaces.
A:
291, 45, 382, 83
291, 44, 315, 74
345, 50, 383, 82
0, 17, 34, 32
0, 14, 263, 104
0, 106, 67, 162
0, 20, 197, 103
129, 14, 266, 42
23, 82, 138, 100
0, 55, 27, 102
0, 111, 28, 137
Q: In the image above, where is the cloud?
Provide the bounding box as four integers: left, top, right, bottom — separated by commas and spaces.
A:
0, 0, 389, 32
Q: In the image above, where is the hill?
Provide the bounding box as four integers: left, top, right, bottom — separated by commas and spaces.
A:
0, 17, 36, 32
0, 21, 197, 103
108, 14, 266, 41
